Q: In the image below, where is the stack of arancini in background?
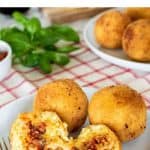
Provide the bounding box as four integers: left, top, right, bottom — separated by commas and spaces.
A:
94, 8, 150, 62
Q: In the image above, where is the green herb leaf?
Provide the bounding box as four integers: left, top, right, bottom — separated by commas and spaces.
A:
25, 17, 41, 37
49, 24, 80, 42
13, 11, 29, 26
47, 51, 70, 65
0, 28, 32, 56
0, 12, 79, 74
35, 28, 59, 47
56, 45, 79, 53
22, 53, 40, 67
39, 54, 52, 73
13, 12, 41, 38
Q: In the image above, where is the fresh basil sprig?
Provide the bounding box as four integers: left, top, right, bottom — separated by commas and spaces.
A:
0, 12, 80, 73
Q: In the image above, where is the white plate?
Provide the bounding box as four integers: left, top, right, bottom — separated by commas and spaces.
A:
83, 11, 150, 72
0, 87, 150, 150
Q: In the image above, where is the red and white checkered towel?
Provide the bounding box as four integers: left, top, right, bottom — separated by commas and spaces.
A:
0, 41, 150, 109
0, 9, 150, 109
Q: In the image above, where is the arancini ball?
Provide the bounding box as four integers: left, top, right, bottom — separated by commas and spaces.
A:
34, 79, 88, 132
88, 85, 147, 142
125, 7, 150, 20
122, 19, 150, 61
95, 10, 131, 49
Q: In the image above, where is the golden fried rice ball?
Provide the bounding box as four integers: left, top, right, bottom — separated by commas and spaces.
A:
122, 19, 150, 61
74, 125, 121, 150
125, 7, 150, 20
34, 79, 88, 132
95, 10, 131, 49
10, 111, 73, 150
88, 85, 147, 142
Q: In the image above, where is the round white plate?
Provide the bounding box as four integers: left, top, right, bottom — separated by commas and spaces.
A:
83, 11, 150, 72
0, 87, 150, 150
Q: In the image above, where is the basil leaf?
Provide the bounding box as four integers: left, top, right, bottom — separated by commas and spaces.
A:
0, 28, 32, 56
26, 17, 41, 37
56, 45, 79, 53
13, 11, 29, 26
49, 24, 80, 42
47, 51, 70, 65
22, 53, 40, 67
13, 12, 41, 37
39, 54, 52, 73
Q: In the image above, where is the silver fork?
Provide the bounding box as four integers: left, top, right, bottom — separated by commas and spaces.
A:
0, 137, 9, 150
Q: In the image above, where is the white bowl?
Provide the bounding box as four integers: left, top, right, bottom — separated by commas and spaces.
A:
0, 40, 12, 81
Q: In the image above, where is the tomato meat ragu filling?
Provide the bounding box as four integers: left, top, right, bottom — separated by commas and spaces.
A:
0, 51, 7, 61
27, 121, 46, 150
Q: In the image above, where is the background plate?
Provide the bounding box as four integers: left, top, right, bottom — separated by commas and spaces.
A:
83, 10, 150, 72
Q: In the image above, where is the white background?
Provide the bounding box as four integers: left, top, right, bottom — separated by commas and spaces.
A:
0, 0, 150, 7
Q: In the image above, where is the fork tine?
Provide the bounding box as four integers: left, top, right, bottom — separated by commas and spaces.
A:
0, 142, 2, 150
2, 138, 8, 150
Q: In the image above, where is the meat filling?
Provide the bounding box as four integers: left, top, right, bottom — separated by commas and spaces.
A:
27, 121, 46, 150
